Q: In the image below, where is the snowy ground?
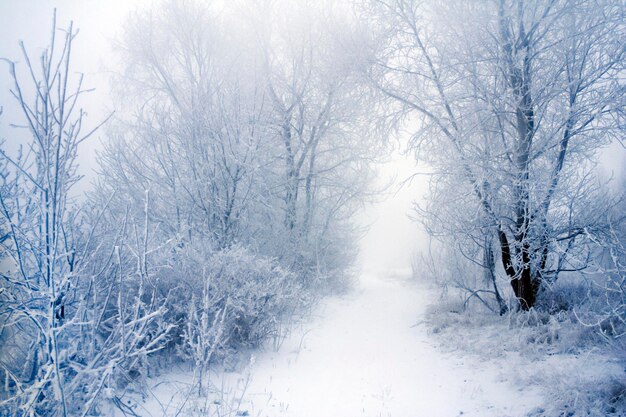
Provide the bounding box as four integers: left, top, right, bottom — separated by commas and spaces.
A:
118, 269, 546, 417
241, 271, 544, 417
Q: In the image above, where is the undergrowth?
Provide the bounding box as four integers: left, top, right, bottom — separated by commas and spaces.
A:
425, 278, 626, 417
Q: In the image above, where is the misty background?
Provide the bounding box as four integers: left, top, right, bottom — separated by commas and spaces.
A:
1, 1, 624, 416
0, 0, 426, 274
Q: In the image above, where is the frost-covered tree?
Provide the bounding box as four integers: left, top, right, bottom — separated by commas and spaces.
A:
98, 0, 379, 290
364, 0, 625, 309
0, 13, 170, 416
98, 0, 266, 249
252, 0, 380, 285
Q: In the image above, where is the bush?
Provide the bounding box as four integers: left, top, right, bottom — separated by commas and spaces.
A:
191, 245, 303, 352
150, 243, 302, 395
150, 241, 302, 371
426, 281, 626, 416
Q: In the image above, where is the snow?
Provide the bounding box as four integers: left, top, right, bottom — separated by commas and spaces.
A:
240, 272, 543, 417
105, 151, 551, 417
125, 270, 545, 417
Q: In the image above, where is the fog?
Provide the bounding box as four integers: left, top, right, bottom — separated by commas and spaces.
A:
0, 1, 428, 274
1, 2, 624, 416
358, 146, 429, 275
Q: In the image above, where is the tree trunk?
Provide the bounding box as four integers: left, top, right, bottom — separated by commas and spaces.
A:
498, 227, 539, 310
484, 239, 507, 315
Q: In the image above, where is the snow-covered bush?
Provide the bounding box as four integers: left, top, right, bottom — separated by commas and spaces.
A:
0, 17, 171, 416
585, 222, 626, 348
148, 242, 301, 394
182, 244, 301, 353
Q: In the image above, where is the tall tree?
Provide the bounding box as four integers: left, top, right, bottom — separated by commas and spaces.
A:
364, 0, 625, 309
100, 0, 381, 289
254, 0, 380, 280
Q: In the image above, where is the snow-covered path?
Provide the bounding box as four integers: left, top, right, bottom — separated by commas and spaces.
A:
118, 152, 545, 417
241, 272, 542, 417
132, 270, 545, 417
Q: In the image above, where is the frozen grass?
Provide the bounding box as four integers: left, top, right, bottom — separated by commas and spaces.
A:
425, 281, 626, 417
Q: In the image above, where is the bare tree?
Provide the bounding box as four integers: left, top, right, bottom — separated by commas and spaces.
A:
98, 0, 268, 250
364, 0, 625, 309
252, 0, 381, 285
0, 12, 170, 416
100, 0, 381, 291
